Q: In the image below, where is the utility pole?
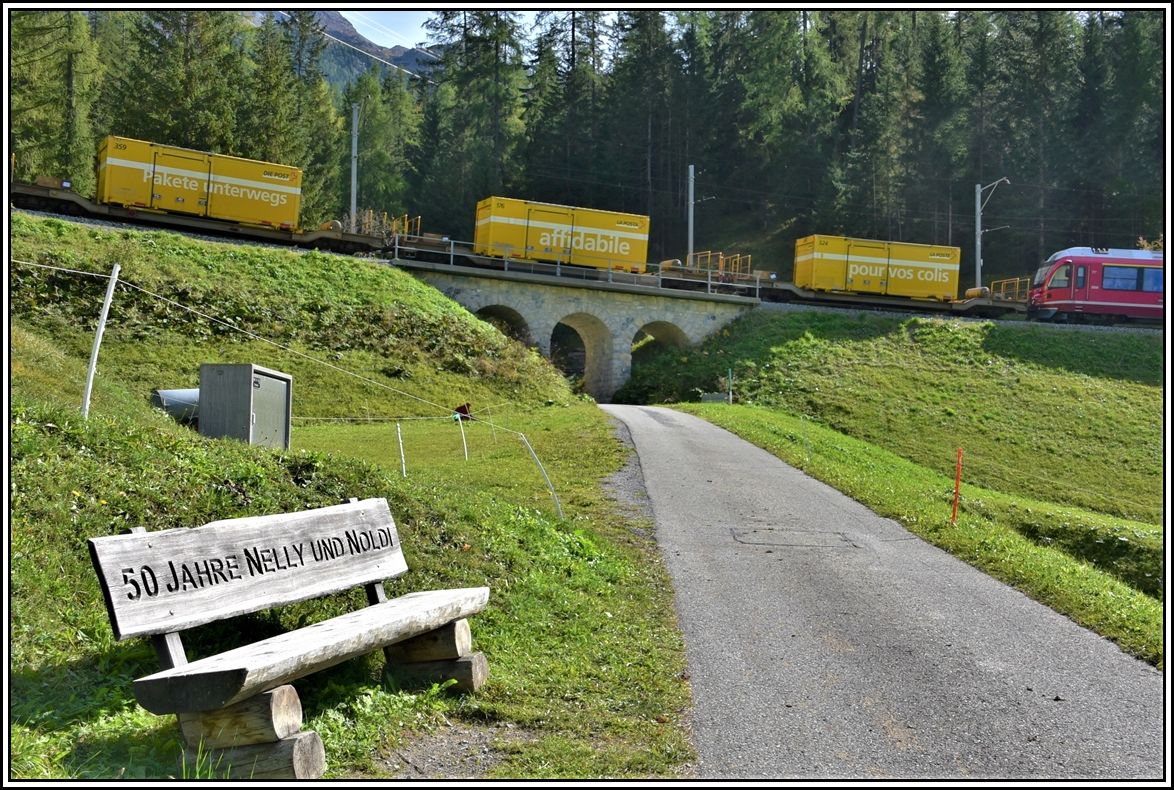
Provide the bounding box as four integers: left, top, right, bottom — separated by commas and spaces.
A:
350, 103, 359, 233
687, 164, 695, 267
974, 177, 1009, 289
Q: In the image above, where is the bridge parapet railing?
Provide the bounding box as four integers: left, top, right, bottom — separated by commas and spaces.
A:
388, 235, 760, 297
989, 277, 1031, 302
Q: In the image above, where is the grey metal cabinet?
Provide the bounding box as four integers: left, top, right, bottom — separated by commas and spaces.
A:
198, 364, 292, 449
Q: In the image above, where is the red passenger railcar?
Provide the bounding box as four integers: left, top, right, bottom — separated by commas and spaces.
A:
1028, 247, 1164, 322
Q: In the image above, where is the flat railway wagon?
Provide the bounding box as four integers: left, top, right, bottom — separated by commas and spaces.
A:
473, 196, 650, 274
794, 234, 961, 302
96, 135, 303, 230
1028, 247, 1164, 322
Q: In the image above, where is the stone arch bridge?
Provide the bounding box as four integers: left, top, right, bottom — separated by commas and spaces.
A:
402, 261, 755, 402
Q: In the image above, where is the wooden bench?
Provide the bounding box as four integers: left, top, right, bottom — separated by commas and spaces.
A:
88, 497, 490, 779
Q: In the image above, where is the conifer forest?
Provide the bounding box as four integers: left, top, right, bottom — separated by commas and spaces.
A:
8, 9, 1165, 280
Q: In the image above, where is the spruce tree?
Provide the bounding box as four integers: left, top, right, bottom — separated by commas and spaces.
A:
10, 10, 100, 194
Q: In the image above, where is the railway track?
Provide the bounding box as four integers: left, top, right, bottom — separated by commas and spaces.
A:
11, 207, 1163, 335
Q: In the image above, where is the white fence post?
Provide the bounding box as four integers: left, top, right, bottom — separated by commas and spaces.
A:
81, 262, 121, 419
397, 422, 407, 478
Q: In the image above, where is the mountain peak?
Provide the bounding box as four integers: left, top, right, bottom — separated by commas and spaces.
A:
314, 10, 410, 62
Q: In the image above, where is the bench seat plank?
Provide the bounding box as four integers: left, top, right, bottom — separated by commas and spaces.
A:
133, 587, 489, 714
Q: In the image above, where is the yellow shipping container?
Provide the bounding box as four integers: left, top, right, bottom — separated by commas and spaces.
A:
96, 135, 302, 230
794, 234, 960, 301
473, 197, 649, 273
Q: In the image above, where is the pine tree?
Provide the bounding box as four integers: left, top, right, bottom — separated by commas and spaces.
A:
1069, 11, 1114, 244
119, 11, 247, 153
991, 10, 1080, 269
280, 10, 341, 226
605, 11, 679, 257
735, 11, 805, 230
704, 11, 751, 205
670, 12, 719, 248
240, 12, 298, 165
515, 10, 614, 208
789, 11, 850, 237
10, 10, 100, 194
905, 11, 967, 245
297, 77, 343, 226
418, 11, 527, 235
1106, 10, 1164, 243
341, 67, 420, 218
520, 21, 567, 203
89, 11, 142, 143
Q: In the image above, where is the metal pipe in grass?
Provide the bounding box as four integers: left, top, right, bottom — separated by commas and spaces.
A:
520, 433, 564, 520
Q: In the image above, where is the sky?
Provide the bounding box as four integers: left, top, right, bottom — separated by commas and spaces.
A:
339, 10, 436, 50
339, 10, 541, 52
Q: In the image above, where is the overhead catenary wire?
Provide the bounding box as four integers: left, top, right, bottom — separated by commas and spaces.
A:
272, 10, 437, 85
345, 10, 441, 59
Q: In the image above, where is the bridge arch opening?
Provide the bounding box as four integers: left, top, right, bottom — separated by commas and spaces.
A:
551, 312, 611, 399
474, 305, 532, 346
632, 320, 690, 367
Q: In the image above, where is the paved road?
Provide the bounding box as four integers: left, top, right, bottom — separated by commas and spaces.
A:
600, 405, 1165, 780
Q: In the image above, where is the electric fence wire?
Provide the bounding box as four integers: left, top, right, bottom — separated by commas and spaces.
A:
12, 256, 573, 515
11, 258, 524, 437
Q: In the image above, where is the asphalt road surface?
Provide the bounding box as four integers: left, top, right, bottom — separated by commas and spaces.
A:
600, 405, 1165, 780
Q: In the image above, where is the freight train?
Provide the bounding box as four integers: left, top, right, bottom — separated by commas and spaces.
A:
11, 135, 388, 254
25, 135, 1163, 322
793, 234, 961, 302
96, 135, 303, 230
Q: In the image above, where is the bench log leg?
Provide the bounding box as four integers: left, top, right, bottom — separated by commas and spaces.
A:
178, 685, 303, 749
183, 730, 325, 780
384, 619, 489, 693
387, 652, 489, 694
384, 619, 472, 663
178, 685, 325, 779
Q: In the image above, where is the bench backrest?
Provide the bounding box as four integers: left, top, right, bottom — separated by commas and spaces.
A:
89, 498, 407, 641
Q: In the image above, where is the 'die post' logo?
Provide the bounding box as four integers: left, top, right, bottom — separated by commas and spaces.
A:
262, 170, 292, 181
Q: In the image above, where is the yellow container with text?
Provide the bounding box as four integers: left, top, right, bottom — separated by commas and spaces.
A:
794, 234, 960, 301
473, 196, 649, 274
96, 135, 302, 230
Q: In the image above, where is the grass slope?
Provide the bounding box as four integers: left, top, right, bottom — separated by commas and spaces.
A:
9, 212, 570, 417
618, 309, 1163, 524
8, 214, 692, 779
